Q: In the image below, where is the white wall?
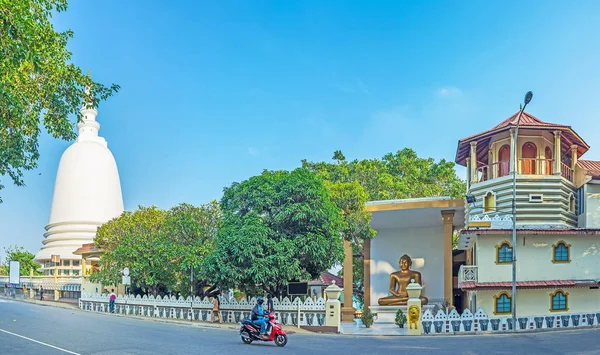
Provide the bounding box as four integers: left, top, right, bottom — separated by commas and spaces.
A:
476, 288, 600, 317
476, 234, 600, 282
371, 225, 445, 304
583, 184, 600, 228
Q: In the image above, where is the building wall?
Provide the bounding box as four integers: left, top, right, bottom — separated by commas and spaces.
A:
475, 288, 600, 317
467, 175, 577, 228
370, 225, 445, 304
581, 184, 600, 228
475, 234, 600, 282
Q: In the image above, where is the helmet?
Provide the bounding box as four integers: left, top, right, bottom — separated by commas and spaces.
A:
257, 296, 264, 304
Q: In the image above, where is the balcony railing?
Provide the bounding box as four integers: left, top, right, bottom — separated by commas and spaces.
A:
458, 265, 478, 283
474, 159, 573, 183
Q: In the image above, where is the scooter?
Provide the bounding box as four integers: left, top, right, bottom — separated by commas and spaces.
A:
239, 312, 288, 347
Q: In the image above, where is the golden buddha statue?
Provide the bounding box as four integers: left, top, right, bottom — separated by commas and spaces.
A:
378, 254, 428, 306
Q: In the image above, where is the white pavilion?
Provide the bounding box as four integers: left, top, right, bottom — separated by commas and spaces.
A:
34, 93, 124, 277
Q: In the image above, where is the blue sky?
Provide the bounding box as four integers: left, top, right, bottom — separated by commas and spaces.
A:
1, 0, 600, 256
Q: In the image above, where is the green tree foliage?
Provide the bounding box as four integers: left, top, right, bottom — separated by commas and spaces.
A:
0, 0, 119, 202
203, 168, 344, 296
91, 202, 222, 297
163, 201, 222, 297
3, 245, 42, 275
92, 206, 170, 296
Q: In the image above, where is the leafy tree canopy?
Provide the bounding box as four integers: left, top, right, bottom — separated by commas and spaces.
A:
203, 168, 344, 296
3, 245, 42, 275
91, 202, 222, 297
0, 0, 119, 202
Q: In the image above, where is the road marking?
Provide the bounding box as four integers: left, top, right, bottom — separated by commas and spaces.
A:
0, 328, 81, 354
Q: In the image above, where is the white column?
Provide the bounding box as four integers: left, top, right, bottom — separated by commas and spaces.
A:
510, 129, 516, 173
571, 145, 578, 172
554, 131, 562, 175
470, 142, 478, 183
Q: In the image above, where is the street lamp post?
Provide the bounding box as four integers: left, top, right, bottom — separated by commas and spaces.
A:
511, 91, 533, 331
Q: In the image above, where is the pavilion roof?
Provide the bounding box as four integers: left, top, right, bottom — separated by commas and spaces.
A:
455, 111, 590, 166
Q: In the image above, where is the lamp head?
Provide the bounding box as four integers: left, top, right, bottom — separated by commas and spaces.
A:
524, 91, 533, 105
466, 194, 477, 204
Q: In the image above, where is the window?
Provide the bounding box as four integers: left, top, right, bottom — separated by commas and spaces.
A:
496, 242, 513, 264
521, 142, 537, 174
484, 191, 496, 212
498, 145, 511, 177
73, 260, 80, 267
569, 193, 575, 214
552, 241, 571, 263
550, 290, 568, 312
494, 292, 512, 314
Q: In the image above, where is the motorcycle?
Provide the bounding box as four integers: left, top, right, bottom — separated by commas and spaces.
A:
239, 312, 288, 347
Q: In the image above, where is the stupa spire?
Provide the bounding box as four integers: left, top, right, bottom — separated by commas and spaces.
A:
77, 70, 103, 143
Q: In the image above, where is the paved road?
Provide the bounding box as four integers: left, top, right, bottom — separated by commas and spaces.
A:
1, 298, 600, 355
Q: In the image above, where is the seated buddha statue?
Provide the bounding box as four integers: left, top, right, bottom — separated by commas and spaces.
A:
378, 254, 428, 306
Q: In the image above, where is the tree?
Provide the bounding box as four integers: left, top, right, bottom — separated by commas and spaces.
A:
3, 245, 42, 275
203, 168, 344, 296
91, 206, 175, 296
162, 201, 223, 298
0, 0, 119, 202
302, 148, 466, 300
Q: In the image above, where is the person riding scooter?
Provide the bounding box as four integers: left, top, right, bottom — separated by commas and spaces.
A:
251, 296, 269, 337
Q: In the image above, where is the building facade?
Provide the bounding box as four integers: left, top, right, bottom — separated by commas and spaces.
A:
457, 111, 600, 317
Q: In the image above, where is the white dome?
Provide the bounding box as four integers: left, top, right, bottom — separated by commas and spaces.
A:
35, 104, 124, 264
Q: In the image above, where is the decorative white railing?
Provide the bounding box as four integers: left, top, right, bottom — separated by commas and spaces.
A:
420, 308, 600, 334
458, 266, 478, 283
0, 276, 81, 291
78, 293, 327, 327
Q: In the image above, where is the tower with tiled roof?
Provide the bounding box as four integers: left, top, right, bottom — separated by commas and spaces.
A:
455, 111, 600, 320
455, 111, 590, 230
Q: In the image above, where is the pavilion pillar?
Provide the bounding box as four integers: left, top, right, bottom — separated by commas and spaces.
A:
510, 129, 516, 173
363, 238, 371, 309
470, 142, 478, 183
554, 131, 562, 175
466, 158, 471, 191
342, 239, 355, 322
82, 257, 87, 276
488, 147, 493, 180
442, 210, 455, 307
571, 145, 578, 172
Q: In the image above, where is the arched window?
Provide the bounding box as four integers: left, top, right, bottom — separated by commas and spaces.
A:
550, 290, 568, 312
498, 145, 511, 177
569, 193, 576, 214
545, 147, 553, 175
552, 241, 571, 263
494, 292, 512, 314
522, 142, 537, 174
484, 191, 496, 213
496, 242, 513, 264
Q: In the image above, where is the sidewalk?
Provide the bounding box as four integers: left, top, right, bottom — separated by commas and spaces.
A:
1, 295, 313, 335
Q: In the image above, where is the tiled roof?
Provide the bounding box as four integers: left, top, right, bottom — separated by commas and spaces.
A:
308, 272, 343, 287
460, 280, 599, 290
578, 160, 600, 179
462, 228, 600, 235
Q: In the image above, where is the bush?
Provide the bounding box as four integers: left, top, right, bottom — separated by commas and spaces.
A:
361, 308, 374, 328
395, 309, 407, 328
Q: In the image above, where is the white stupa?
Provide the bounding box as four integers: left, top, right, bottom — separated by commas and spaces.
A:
34, 88, 124, 275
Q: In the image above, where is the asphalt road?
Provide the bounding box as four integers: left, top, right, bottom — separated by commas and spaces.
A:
1, 298, 600, 355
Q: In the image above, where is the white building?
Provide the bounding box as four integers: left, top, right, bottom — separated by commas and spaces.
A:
34, 95, 124, 277
456, 111, 600, 317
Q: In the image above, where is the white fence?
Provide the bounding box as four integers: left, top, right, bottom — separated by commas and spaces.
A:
79, 293, 327, 326
420, 308, 600, 334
